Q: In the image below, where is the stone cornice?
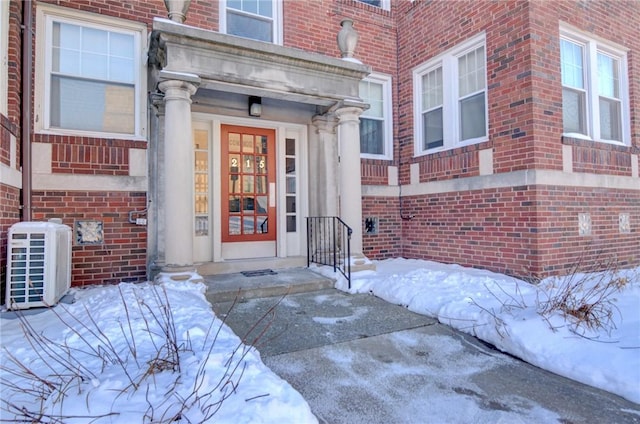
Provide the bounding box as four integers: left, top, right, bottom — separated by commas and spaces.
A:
150, 18, 371, 106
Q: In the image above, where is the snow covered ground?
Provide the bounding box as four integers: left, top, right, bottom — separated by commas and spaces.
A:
325, 258, 640, 405
1, 259, 638, 423
0, 273, 317, 423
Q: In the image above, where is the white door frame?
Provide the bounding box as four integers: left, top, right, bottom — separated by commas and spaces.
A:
191, 113, 308, 263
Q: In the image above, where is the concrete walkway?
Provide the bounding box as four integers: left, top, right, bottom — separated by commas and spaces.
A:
207, 275, 640, 423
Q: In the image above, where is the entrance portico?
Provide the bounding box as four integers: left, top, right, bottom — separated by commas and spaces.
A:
147, 17, 371, 275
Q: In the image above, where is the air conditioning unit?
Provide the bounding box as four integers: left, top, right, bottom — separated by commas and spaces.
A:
5, 221, 72, 310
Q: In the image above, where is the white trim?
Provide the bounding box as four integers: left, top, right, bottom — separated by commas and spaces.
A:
413, 32, 488, 157
0, 0, 9, 116
363, 169, 640, 198
34, 4, 147, 140
560, 23, 631, 145
360, 72, 393, 160
219, 0, 283, 45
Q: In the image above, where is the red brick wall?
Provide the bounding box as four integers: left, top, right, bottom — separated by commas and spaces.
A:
398, 185, 639, 279
400, 187, 538, 278
362, 196, 402, 259
533, 186, 639, 275
31, 191, 148, 286
32, 135, 147, 176
374, 0, 640, 278
564, 137, 636, 176
0, 184, 21, 294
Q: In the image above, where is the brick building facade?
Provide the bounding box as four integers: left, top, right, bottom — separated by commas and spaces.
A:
0, 0, 638, 291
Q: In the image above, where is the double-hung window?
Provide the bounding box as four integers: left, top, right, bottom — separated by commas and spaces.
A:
355, 0, 391, 10
413, 33, 487, 155
35, 5, 146, 139
560, 26, 629, 144
359, 74, 393, 159
221, 0, 282, 44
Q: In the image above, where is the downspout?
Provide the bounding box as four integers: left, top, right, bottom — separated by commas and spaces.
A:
395, 21, 413, 222
21, 0, 33, 221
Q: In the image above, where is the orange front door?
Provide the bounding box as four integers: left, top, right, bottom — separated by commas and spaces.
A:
221, 125, 276, 243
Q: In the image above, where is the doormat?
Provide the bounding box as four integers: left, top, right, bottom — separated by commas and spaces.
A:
241, 269, 277, 277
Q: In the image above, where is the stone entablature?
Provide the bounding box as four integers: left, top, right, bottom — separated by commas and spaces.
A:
149, 18, 370, 108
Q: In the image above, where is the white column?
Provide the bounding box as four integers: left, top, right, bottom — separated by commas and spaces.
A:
311, 114, 339, 217
158, 75, 199, 270
335, 105, 365, 256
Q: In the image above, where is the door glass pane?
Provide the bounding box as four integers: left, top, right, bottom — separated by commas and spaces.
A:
256, 196, 268, 213
195, 151, 208, 171
256, 155, 267, 173
242, 134, 254, 152
286, 196, 296, 213
229, 133, 241, 151
243, 197, 255, 211
243, 175, 254, 193
256, 136, 268, 154
286, 176, 296, 194
256, 176, 267, 194
229, 216, 241, 235
195, 194, 208, 214
286, 157, 295, 174
286, 138, 295, 155
243, 154, 254, 172
229, 154, 240, 171
229, 196, 240, 213
257, 216, 268, 233
229, 175, 240, 193
244, 216, 255, 234
195, 216, 208, 236
287, 216, 296, 232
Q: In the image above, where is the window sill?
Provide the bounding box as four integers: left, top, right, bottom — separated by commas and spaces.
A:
415, 139, 492, 159
562, 135, 636, 153
36, 128, 147, 143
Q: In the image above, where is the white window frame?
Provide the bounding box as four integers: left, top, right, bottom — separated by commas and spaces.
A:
356, 0, 391, 11
359, 73, 393, 160
413, 33, 488, 156
34, 4, 147, 140
220, 0, 283, 45
0, 0, 9, 116
560, 24, 630, 145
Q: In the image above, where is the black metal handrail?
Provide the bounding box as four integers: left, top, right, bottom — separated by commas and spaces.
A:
306, 216, 352, 288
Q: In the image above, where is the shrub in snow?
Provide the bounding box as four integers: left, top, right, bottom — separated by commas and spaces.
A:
0, 282, 282, 423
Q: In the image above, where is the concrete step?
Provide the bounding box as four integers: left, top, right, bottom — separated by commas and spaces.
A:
202, 267, 336, 303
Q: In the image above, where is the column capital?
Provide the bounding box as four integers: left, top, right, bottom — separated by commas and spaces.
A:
158, 71, 200, 98
312, 114, 339, 134
335, 104, 367, 124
